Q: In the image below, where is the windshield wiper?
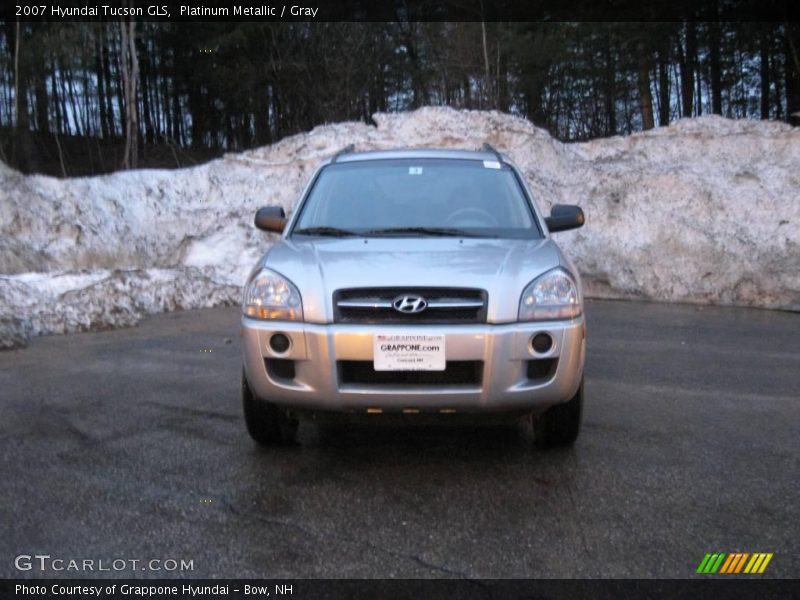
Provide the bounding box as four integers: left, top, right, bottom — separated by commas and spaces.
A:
365, 226, 481, 238
292, 226, 359, 237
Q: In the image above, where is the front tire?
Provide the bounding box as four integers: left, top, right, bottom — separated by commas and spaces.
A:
534, 377, 583, 447
242, 370, 298, 446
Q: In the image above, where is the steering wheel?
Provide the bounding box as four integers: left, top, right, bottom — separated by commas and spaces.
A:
444, 207, 499, 228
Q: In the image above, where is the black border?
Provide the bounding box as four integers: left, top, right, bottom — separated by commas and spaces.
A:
3, 578, 800, 600
3, 0, 800, 23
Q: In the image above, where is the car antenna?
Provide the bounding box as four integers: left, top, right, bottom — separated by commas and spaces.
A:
332, 144, 355, 163
481, 143, 504, 163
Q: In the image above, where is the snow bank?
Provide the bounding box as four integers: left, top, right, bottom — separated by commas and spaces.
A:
1, 108, 799, 348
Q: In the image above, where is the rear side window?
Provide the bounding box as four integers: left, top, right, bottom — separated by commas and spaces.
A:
293, 158, 540, 238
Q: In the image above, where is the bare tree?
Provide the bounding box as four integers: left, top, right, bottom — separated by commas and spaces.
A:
709, 21, 723, 115
637, 40, 655, 130
2, 20, 798, 176
8, 20, 33, 170
677, 21, 696, 118
120, 17, 138, 169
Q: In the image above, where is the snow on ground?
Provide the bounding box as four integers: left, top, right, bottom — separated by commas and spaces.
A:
1, 107, 799, 348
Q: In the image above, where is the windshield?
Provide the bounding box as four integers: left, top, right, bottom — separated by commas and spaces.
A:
292, 158, 540, 239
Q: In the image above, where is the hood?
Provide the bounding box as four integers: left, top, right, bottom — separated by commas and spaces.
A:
261, 237, 565, 323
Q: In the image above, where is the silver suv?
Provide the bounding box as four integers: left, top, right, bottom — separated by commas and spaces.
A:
240, 146, 586, 446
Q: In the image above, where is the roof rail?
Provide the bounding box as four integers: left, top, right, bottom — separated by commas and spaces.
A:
481, 143, 504, 163
331, 144, 355, 163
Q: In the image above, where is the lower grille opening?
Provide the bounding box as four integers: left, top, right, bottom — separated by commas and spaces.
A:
527, 358, 558, 382
265, 358, 296, 381
339, 361, 483, 386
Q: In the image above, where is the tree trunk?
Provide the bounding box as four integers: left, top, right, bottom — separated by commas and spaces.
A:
95, 28, 110, 139
138, 29, 154, 146
101, 25, 116, 137
254, 82, 272, 145
33, 35, 49, 136
64, 63, 85, 135
120, 18, 139, 169
679, 21, 696, 118
498, 39, 509, 112
188, 79, 204, 149
50, 70, 63, 134
786, 24, 800, 124
658, 41, 670, 126
114, 33, 126, 140
480, 20, 491, 108
57, 60, 72, 133
760, 31, 771, 119
709, 21, 722, 114
525, 79, 543, 126
10, 21, 34, 171
604, 39, 617, 135
637, 41, 655, 130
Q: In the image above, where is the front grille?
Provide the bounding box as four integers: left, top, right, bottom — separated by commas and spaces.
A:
334, 287, 487, 324
338, 361, 483, 386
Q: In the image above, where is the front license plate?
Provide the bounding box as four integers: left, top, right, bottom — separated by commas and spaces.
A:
373, 334, 446, 371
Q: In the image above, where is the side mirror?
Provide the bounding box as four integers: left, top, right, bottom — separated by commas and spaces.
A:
545, 204, 585, 233
254, 206, 287, 233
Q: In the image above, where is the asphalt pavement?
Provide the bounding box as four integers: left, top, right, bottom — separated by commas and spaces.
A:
1, 299, 798, 578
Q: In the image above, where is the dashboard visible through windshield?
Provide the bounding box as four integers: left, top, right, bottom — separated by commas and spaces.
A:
292, 158, 541, 239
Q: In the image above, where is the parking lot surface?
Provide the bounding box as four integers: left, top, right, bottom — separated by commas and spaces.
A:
1, 300, 798, 578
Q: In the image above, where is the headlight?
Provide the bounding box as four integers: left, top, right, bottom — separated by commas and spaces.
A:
242, 268, 303, 321
519, 268, 581, 321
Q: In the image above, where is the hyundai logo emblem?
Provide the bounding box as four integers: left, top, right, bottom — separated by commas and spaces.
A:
392, 294, 428, 314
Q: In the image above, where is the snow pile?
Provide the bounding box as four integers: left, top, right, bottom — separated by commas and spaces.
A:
1, 107, 799, 348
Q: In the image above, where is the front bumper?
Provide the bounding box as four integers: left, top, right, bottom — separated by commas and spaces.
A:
241, 316, 585, 413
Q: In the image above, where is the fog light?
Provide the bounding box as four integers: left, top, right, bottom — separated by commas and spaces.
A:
269, 333, 291, 354
531, 333, 553, 354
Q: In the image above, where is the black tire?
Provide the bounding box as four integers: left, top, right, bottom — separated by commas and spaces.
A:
242, 370, 298, 446
534, 377, 583, 447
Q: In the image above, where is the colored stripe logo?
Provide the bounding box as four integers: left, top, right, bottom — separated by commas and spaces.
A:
697, 553, 773, 574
